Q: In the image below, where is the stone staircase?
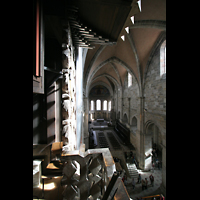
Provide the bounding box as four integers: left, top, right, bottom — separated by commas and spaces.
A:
126, 163, 139, 179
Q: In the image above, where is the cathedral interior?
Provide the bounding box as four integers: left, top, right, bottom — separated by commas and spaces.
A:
33, 0, 166, 199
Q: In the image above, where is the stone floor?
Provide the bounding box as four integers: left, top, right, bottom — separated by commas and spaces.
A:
126, 169, 163, 199
89, 120, 164, 199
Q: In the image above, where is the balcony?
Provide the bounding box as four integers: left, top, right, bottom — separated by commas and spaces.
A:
60, 148, 130, 200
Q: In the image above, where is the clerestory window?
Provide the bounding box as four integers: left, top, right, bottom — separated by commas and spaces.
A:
128, 72, 132, 87
160, 40, 166, 77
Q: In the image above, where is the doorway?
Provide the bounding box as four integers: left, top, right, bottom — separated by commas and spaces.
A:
144, 122, 162, 170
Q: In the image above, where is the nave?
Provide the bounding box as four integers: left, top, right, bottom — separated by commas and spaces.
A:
33, 0, 166, 199
89, 120, 163, 200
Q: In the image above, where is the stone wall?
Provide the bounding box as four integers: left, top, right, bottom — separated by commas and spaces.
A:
120, 72, 140, 152
144, 44, 166, 145
111, 40, 166, 168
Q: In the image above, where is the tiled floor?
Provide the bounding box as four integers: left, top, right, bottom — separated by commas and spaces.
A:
125, 169, 163, 199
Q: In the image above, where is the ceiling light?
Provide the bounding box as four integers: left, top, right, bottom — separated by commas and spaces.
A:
138, 0, 142, 12
131, 16, 134, 24
121, 35, 125, 41
125, 27, 129, 34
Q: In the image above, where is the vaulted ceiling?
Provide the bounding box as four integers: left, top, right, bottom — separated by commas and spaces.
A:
84, 0, 166, 97
42, 0, 166, 97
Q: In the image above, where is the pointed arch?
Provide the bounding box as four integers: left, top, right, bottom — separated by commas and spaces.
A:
123, 113, 128, 123
144, 120, 161, 135
86, 56, 139, 96
131, 116, 137, 126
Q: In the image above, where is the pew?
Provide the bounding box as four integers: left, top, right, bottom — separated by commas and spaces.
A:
114, 119, 130, 145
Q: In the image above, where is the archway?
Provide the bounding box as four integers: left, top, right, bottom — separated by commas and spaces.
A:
123, 113, 128, 123
131, 116, 137, 133
144, 121, 162, 170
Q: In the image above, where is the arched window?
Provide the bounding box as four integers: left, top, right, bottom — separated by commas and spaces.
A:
96, 99, 101, 110
160, 40, 166, 77
103, 100, 107, 110
128, 72, 132, 87
91, 100, 94, 110
108, 101, 111, 111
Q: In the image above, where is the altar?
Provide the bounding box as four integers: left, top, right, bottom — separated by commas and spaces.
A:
96, 118, 104, 123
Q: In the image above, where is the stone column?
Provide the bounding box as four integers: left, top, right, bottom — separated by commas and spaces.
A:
121, 97, 123, 120
76, 47, 84, 150
111, 96, 114, 109
139, 96, 145, 169
116, 89, 118, 118
94, 100, 96, 120
55, 80, 62, 142
83, 97, 89, 150
160, 144, 166, 196
61, 23, 77, 151
128, 97, 131, 125
101, 100, 103, 117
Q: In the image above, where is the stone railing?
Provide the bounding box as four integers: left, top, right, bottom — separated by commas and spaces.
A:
60, 148, 130, 200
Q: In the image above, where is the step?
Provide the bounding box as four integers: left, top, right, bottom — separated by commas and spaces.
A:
126, 163, 139, 178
